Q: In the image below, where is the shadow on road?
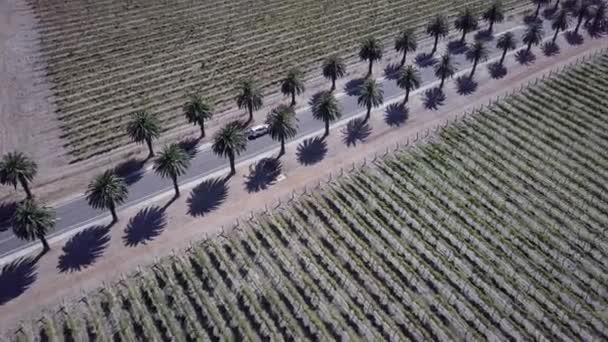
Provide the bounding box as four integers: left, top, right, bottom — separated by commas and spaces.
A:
384, 103, 409, 127
455, 76, 478, 95
114, 158, 145, 186
297, 137, 328, 166
474, 29, 494, 42
415, 52, 438, 68
542, 41, 560, 56
187, 177, 228, 217
488, 62, 508, 79
344, 78, 366, 96
447, 40, 468, 55
523, 15, 542, 25
423, 87, 446, 110
0, 201, 17, 232
123, 206, 167, 247
383, 63, 402, 81
565, 31, 584, 45
245, 158, 282, 193
0, 255, 39, 305
57, 225, 111, 273
343, 118, 371, 147
178, 137, 200, 158
515, 49, 536, 65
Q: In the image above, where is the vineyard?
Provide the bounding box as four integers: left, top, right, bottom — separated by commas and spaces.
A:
8, 43, 608, 342
30, 0, 530, 162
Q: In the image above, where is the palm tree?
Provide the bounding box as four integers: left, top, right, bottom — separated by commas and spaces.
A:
396, 65, 421, 105
588, 1, 607, 35
552, 0, 561, 12
235, 79, 264, 123
455, 8, 479, 43
483, 1, 505, 32
86, 170, 128, 224
212, 121, 247, 175
311, 91, 342, 137
322, 55, 346, 91
281, 69, 305, 107
523, 21, 545, 53
426, 15, 450, 54
359, 37, 383, 76
266, 104, 298, 156
532, 0, 552, 18
126, 110, 161, 159
153, 144, 191, 197
497, 32, 518, 65
395, 29, 418, 67
184, 95, 213, 138
434, 53, 456, 89
0, 152, 37, 199
466, 41, 489, 79
358, 78, 384, 122
12, 199, 55, 253
552, 7, 570, 42
573, 0, 592, 35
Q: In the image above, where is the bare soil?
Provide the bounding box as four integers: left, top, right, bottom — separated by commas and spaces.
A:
0, 30, 605, 333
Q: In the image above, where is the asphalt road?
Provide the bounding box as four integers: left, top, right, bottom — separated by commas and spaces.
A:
0, 20, 555, 259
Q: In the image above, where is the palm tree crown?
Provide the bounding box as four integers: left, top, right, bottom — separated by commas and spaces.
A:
426, 14, 450, 54
573, 0, 592, 34
466, 41, 489, 78
311, 91, 342, 137
184, 95, 214, 138
394, 29, 418, 66
483, 1, 505, 32
235, 79, 264, 123
552, 7, 570, 42
281, 69, 305, 106
12, 199, 55, 252
154, 144, 191, 197
455, 7, 479, 42
397, 65, 421, 104
86, 170, 128, 223
126, 110, 161, 158
359, 37, 383, 76
497, 31, 517, 64
523, 21, 545, 52
0, 151, 37, 199
212, 121, 247, 175
588, 1, 607, 35
434, 53, 457, 89
266, 104, 298, 155
358, 78, 384, 122
322, 55, 346, 91
532, 0, 552, 18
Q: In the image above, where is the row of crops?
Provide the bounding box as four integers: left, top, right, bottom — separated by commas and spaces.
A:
29, 0, 530, 162
8, 48, 608, 341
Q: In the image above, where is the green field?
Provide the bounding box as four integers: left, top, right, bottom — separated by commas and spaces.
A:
31, 0, 529, 162
7, 47, 608, 340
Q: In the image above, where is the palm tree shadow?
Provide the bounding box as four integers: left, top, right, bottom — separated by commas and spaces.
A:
455, 76, 478, 95
0, 256, 39, 305
0, 201, 17, 232
384, 103, 409, 127
542, 41, 560, 56
415, 52, 438, 68
447, 40, 468, 55
344, 78, 365, 96
565, 31, 584, 45
515, 49, 536, 65
123, 206, 167, 247
296, 137, 328, 166
488, 62, 508, 79
178, 137, 200, 158
187, 177, 228, 217
383, 63, 402, 81
474, 29, 494, 42
244, 158, 282, 193
342, 118, 371, 147
424, 87, 446, 110
524, 15, 543, 25
114, 158, 145, 186
543, 7, 558, 20
57, 225, 111, 273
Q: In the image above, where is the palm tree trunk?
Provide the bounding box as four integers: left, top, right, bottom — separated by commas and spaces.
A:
535, 3, 542, 18
432, 35, 439, 54
365, 105, 372, 121
470, 60, 478, 79
109, 203, 118, 223
229, 152, 236, 175
526, 41, 533, 53
400, 51, 407, 67
553, 0, 560, 11
331, 77, 336, 92
19, 176, 33, 199
440, 76, 446, 89
500, 47, 508, 65
291, 92, 296, 107
280, 138, 285, 156
146, 138, 154, 158
325, 120, 330, 137
575, 15, 584, 34
553, 28, 560, 43
489, 20, 495, 32
367, 60, 373, 77
172, 175, 180, 197
403, 88, 410, 105
39, 234, 50, 252
461, 30, 467, 43
199, 122, 206, 138
248, 103, 254, 123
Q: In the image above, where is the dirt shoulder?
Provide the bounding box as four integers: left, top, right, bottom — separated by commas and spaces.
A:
0, 32, 606, 333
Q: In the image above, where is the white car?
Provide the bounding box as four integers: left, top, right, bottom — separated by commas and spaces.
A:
247, 124, 269, 140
